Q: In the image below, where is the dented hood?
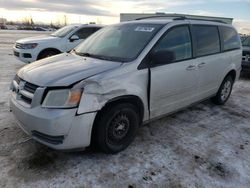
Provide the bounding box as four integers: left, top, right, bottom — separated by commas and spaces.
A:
17, 53, 122, 87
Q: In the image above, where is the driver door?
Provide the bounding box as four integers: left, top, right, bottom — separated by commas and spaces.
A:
149, 25, 199, 118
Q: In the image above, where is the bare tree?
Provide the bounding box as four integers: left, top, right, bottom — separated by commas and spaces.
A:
63, 15, 68, 26
22, 16, 35, 27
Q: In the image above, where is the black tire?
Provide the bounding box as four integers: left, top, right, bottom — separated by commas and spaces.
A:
211, 75, 234, 105
37, 50, 60, 60
94, 103, 140, 154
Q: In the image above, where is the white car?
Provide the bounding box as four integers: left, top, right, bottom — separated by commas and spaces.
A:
10, 18, 242, 153
13, 24, 103, 63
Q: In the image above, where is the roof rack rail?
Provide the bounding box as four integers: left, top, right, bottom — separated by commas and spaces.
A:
135, 15, 228, 24
173, 16, 228, 24
135, 15, 176, 20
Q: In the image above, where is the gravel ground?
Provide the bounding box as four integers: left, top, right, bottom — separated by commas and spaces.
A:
0, 30, 250, 188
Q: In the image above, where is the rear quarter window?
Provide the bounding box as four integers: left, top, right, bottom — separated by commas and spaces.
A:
220, 26, 241, 51
192, 25, 220, 57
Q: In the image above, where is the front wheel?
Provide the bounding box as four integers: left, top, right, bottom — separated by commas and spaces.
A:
94, 103, 140, 154
211, 75, 234, 105
37, 50, 60, 60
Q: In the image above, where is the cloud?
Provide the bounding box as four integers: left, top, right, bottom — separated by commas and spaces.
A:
0, 0, 114, 16
1, 0, 249, 33
233, 19, 250, 35
0, 0, 205, 17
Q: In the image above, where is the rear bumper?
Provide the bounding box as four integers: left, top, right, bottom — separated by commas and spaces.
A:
10, 94, 97, 150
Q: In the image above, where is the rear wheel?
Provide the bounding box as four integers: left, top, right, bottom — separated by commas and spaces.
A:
211, 75, 234, 105
94, 103, 140, 154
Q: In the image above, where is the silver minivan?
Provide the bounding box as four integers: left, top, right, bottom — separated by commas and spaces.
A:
10, 18, 242, 153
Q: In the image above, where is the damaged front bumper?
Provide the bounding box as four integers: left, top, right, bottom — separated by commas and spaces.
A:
10, 94, 97, 150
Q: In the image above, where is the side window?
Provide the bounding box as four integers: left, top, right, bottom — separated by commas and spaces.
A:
153, 26, 192, 63
193, 25, 220, 57
220, 26, 241, 51
73, 28, 97, 39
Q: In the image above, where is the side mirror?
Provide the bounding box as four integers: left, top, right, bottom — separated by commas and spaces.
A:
69, 35, 79, 42
149, 50, 175, 66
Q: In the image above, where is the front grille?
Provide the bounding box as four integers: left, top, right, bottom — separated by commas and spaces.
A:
32, 131, 64, 145
13, 75, 39, 105
242, 57, 250, 61
243, 51, 250, 56
23, 82, 38, 94
242, 51, 250, 62
15, 43, 22, 49
20, 95, 32, 104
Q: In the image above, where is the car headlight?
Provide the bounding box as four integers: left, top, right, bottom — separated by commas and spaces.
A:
42, 88, 83, 109
21, 43, 38, 49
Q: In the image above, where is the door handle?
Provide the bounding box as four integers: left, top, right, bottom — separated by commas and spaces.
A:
186, 65, 196, 70
198, 62, 206, 68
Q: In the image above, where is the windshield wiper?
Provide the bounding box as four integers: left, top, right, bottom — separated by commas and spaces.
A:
75, 52, 93, 57
75, 52, 106, 59
74, 52, 128, 62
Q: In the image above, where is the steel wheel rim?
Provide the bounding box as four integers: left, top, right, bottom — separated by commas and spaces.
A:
107, 113, 130, 144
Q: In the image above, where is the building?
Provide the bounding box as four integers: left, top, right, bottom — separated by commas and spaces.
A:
0, 18, 7, 24
0, 18, 7, 29
120, 13, 233, 24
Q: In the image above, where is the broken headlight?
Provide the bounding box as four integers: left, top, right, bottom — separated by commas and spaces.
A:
42, 88, 83, 109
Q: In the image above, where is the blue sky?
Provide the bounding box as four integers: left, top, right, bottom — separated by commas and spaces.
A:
0, 0, 250, 34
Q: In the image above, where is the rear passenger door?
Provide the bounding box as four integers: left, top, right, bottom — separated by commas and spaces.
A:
191, 25, 224, 100
149, 25, 199, 118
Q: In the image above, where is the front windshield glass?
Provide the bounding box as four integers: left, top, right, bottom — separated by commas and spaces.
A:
242, 37, 250, 47
51, 25, 78, 38
74, 23, 164, 62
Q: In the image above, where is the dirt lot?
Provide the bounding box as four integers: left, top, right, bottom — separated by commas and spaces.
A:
0, 30, 250, 188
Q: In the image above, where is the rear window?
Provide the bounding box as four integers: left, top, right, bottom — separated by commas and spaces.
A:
193, 25, 220, 57
220, 26, 241, 51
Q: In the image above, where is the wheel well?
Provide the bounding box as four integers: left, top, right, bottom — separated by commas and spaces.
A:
91, 95, 144, 145
37, 48, 61, 60
226, 70, 236, 82
96, 95, 144, 123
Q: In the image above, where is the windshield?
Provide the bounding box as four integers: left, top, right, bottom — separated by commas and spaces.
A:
242, 37, 250, 47
74, 23, 164, 62
51, 25, 78, 38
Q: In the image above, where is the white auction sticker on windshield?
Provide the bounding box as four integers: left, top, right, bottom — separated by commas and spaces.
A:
135, 26, 155, 32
